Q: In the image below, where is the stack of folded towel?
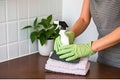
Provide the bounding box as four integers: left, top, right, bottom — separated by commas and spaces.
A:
45, 51, 90, 75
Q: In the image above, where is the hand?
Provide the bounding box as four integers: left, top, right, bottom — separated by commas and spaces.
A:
57, 41, 95, 61
54, 31, 75, 52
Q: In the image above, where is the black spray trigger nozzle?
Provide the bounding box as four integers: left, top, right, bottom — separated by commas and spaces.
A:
59, 21, 68, 30
54, 21, 68, 30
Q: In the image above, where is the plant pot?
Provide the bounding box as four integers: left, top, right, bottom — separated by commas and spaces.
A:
38, 39, 54, 56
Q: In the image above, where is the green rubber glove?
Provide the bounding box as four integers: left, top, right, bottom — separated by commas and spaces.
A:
57, 41, 95, 61
54, 31, 75, 52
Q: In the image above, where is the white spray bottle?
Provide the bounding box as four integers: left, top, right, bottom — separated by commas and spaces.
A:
50, 21, 79, 63
54, 21, 69, 45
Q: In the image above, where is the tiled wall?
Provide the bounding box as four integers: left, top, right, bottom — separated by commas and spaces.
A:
0, 0, 62, 62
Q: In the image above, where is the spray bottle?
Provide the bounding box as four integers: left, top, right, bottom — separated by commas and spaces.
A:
54, 21, 69, 45
49, 21, 69, 62
49, 21, 80, 63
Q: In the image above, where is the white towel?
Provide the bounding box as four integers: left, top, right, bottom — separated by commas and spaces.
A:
46, 57, 89, 70
45, 62, 90, 75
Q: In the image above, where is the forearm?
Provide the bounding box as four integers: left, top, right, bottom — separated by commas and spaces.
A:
70, 18, 90, 37
70, 0, 91, 37
92, 27, 120, 52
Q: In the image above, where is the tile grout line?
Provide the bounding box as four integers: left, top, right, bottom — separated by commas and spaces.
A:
5, 0, 9, 60
0, 18, 35, 24
28, 0, 31, 55
17, 0, 20, 57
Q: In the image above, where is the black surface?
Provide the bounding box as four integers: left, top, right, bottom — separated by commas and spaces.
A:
50, 51, 80, 64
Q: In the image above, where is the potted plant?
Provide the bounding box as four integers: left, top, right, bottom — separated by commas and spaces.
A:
22, 15, 60, 56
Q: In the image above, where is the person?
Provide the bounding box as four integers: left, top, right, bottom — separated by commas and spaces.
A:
54, 0, 120, 68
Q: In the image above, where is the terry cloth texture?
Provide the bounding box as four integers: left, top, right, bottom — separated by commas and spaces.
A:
47, 56, 89, 70
90, 0, 120, 68
45, 52, 90, 75
45, 62, 90, 76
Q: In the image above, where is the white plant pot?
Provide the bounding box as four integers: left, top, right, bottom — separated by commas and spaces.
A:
38, 39, 54, 56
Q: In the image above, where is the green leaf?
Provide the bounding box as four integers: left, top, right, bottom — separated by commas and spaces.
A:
38, 15, 53, 29
53, 24, 57, 28
55, 28, 60, 34
22, 25, 32, 29
53, 28, 60, 39
34, 17, 38, 28
47, 15, 52, 24
38, 34, 47, 46
45, 25, 55, 38
39, 29, 45, 35
37, 29, 47, 45
40, 19, 48, 28
30, 31, 39, 43
46, 29, 54, 38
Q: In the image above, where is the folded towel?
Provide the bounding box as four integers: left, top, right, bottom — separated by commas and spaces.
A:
45, 51, 90, 75
45, 62, 90, 75
46, 57, 89, 70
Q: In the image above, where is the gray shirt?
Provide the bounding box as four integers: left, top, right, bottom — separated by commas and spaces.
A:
90, 0, 120, 68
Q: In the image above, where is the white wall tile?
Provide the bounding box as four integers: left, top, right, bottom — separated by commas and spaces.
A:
39, 0, 62, 18
52, 14, 62, 22
7, 0, 17, 21
18, 0, 28, 19
0, 0, 62, 62
8, 42, 19, 59
0, 0, 6, 22
28, 19, 38, 53
39, 0, 49, 16
0, 45, 7, 62
55, 0, 62, 14
48, 0, 58, 15
28, 18, 36, 38
19, 20, 28, 41
0, 23, 6, 45
30, 40, 38, 53
29, 0, 39, 18
19, 40, 29, 56
29, 18, 35, 25
8, 22, 18, 43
